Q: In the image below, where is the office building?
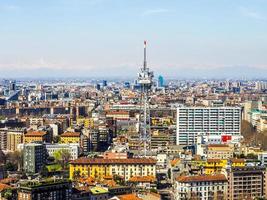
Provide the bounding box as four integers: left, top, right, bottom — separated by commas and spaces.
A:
176, 107, 241, 145
157, 75, 164, 87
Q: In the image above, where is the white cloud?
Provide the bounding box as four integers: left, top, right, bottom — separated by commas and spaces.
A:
142, 8, 169, 16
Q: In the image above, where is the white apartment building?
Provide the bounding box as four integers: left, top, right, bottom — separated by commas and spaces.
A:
176, 107, 241, 145
175, 174, 228, 200
45, 143, 80, 160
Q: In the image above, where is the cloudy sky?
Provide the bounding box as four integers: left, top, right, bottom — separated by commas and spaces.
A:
0, 0, 267, 78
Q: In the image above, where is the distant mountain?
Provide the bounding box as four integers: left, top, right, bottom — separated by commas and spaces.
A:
0, 65, 266, 79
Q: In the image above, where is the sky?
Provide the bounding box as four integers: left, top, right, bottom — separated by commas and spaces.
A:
0, 0, 267, 78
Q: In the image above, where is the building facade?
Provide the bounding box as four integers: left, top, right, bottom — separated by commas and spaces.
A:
18, 179, 71, 200
45, 143, 79, 160
227, 166, 267, 200
69, 158, 156, 181
23, 143, 47, 174
175, 174, 228, 200
176, 107, 241, 145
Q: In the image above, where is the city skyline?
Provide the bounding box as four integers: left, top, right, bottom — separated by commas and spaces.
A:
0, 0, 267, 78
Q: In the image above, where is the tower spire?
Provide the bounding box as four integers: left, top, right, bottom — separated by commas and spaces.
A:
143, 40, 147, 70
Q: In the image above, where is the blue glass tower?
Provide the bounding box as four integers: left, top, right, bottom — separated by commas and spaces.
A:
158, 75, 164, 87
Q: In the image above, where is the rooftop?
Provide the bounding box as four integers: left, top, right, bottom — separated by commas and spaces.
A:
61, 132, 81, 137
176, 174, 227, 183
25, 131, 47, 137
90, 186, 108, 195
70, 157, 156, 165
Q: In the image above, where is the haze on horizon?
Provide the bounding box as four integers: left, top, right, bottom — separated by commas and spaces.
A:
0, 0, 267, 79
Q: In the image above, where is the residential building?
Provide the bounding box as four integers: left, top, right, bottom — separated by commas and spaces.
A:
18, 179, 71, 200
206, 144, 234, 159
175, 174, 228, 200
227, 166, 267, 200
258, 152, 267, 166
7, 129, 24, 152
196, 159, 227, 175
69, 158, 156, 181
23, 143, 47, 174
60, 132, 81, 144
176, 107, 241, 145
103, 152, 128, 159
0, 128, 7, 151
24, 131, 51, 144
45, 143, 79, 160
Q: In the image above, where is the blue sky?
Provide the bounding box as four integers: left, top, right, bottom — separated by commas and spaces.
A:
0, 0, 267, 78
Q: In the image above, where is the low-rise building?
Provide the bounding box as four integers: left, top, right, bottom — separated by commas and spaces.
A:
175, 174, 228, 200
45, 143, 79, 160
24, 131, 51, 144
206, 144, 234, 159
69, 158, 156, 181
60, 132, 81, 144
18, 179, 71, 200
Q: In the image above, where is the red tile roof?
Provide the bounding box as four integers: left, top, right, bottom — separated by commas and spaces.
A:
61, 132, 80, 137
176, 174, 227, 183
129, 176, 156, 183
117, 194, 142, 200
24, 131, 47, 137
0, 183, 12, 192
70, 157, 156, 165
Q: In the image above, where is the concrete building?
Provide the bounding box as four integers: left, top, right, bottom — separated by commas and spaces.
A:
23, 143, 47, 174
176, 107, 241, 145
18, 179, 71, 200
227, 166, 267, 200
60, 132, 81, 144
24, 130, 52, 144
0, 128, 7, 151
206, 144, 234, 159
175, 174, 228, 200
45, 143, 79, 160
7, 129, 24, 152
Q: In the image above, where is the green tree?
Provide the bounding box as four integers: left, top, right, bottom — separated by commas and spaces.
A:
53, 149, 71, 170
40, 165, 49, 177
6, 151, 23, 171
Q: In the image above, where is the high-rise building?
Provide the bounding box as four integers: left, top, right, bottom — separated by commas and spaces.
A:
23, 143, 47, 174
157, 75, 164, 87
176, 107, 241, 145
9, 80, 16, 91
102, 80, 107, 87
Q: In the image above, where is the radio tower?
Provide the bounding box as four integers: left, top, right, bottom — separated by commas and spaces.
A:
137, 41, 154, 156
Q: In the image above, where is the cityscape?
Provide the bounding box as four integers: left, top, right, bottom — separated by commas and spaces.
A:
1, 0, 267, 200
